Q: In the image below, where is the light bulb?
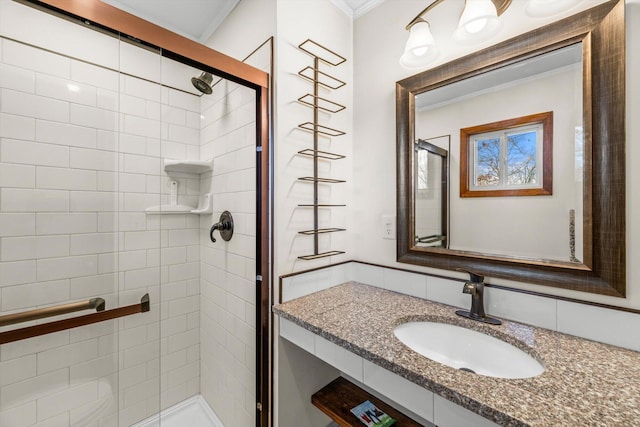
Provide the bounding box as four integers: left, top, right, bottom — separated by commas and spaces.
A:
400, 45, 439, 69
413, 47, 429, 57
464, 17, 488, 34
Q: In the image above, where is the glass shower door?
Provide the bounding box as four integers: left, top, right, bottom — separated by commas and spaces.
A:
0, 2, 267, 426
0, 2, 162, 425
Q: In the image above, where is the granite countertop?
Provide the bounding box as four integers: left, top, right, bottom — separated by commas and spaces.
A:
273, 282, 640, 427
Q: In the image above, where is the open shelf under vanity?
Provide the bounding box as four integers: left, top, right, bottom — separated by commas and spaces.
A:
312, 377, 422, 426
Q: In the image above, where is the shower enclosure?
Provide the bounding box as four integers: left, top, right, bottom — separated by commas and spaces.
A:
0, 1, 270, 426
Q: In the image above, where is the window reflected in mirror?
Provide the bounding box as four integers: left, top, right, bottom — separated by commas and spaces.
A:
460, 111, 553, 198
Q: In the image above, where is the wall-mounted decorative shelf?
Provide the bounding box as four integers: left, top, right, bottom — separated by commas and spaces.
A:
163, 159, 213, 174
298, 204, 346, 208
298, 228, 346, 235
298, 67, 346, 90
298, 94, 346, 113
298, 251, 345, 261
298, 177, 346, 184
298, 149, 346, 160
298, 122, 346, 137
296, 39, 347, 261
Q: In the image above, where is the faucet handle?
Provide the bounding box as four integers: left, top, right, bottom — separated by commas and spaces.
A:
209, 211, 234, 243
456, 268, 484, 283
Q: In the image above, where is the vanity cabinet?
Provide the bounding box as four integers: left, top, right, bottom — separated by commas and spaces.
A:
279, 318, 498, 427
277, 272, 640, 426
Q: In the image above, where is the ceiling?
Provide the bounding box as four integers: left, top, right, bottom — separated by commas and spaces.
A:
100, 0, 381, 43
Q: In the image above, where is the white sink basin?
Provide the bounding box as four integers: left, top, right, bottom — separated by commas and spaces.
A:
393, 322, 544, 379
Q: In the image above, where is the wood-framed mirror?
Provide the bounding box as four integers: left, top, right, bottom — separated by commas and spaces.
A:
396, 0, 625, 297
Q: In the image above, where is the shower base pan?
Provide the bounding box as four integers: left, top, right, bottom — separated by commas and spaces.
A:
131, 395, 223, 427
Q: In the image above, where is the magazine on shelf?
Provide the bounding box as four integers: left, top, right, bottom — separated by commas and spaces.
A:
350, 400, 396, 427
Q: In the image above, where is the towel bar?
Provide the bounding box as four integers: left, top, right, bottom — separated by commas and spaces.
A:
0, 294, 150, 345
0, 297, 105, 328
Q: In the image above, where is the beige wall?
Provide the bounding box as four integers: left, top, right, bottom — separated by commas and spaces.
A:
274, 0, 354, 279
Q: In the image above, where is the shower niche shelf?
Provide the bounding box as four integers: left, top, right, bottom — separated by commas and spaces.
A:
145, 204, 194, 214
147, 160, 214, 215
146, 174, 213, 218
296, 39, 347, 261
145, 193, 212, 215
163, 159, 213, 174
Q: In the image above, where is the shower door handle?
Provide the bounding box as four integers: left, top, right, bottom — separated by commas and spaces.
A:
0, 297, 105, 327
0, 294, 150, 345
210, 211, 234, 242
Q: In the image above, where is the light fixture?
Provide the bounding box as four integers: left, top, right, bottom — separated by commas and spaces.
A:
400, 0, 512, 69
400, 20, 438, 69
525, 0, 582, 18
454, 0, 502, 42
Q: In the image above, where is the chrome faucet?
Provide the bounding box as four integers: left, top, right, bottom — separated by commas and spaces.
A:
455, 270, 501, 325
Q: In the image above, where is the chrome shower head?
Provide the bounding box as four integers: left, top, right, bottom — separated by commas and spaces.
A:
191, 71, 213, 94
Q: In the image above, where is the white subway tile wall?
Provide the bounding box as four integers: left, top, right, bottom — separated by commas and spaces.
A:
0, 1, 243, 425
199, 79, 257, 427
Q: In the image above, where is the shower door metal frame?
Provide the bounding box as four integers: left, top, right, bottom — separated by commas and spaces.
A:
21, 1, 273, 426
